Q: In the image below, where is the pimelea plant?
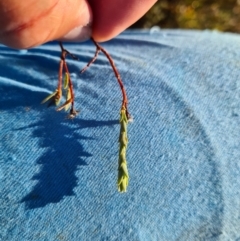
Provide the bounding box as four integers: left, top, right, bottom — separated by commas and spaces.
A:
42, 38, 132, 192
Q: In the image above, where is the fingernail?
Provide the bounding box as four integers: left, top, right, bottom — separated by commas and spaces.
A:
60, 1, 92, 42
61, 22, 92, 42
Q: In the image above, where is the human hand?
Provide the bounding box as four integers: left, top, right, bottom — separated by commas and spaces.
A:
0, 0, 157, 49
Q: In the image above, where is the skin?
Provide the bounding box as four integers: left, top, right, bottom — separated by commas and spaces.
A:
88, 0, 157, 41
0, 0, 157, 49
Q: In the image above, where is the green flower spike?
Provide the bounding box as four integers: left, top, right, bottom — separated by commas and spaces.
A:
117, 107, 129, 192
63, 72, 72, 111
63, 72, 69, 89
41, 89, 62, 106
64, 88, 72, 111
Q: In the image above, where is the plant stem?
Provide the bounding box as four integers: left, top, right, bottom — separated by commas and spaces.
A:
44, 40, 131, 191
80, 38, 131, 192
81, 38, 130, 118
57, 42, 77, 112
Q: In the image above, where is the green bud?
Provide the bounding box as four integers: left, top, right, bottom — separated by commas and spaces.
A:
117, 107, 129, 192
63, 73, 69, 89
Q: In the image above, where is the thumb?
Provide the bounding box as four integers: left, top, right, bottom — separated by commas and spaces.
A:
0, 0, 92, 49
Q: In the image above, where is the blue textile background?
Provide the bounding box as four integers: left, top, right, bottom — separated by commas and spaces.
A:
0, 29, 240, 240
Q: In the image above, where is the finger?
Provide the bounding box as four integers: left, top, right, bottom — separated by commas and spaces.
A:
88, 0, 157, 42
0, 0, 92, 49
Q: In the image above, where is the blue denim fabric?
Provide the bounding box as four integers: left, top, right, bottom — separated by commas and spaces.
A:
0, 30, 240, 241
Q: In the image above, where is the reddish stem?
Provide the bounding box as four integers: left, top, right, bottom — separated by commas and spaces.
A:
63, 61, 74, 108
91, 38, 128, 107
81, 38, 130, 117
59, 42, 75, 109
80, 48, 101, 74
58, 60, 63, 91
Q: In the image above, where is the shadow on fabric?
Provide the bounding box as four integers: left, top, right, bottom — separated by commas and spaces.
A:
19, 112, 118, 209
0, 81, 117, 209
19, 111, 91, 209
